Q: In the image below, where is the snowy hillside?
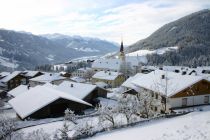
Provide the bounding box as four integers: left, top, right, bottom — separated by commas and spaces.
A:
126, 46, 178, 57
90, 108, 210, 140
127, 9, 210, 66
41, 33, 118, 55
0, 29, 118, 70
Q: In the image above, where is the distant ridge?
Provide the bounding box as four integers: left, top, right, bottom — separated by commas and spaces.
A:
127, 9, 210, 66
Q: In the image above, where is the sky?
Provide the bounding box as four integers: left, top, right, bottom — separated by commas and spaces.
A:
0, 0, 209, 45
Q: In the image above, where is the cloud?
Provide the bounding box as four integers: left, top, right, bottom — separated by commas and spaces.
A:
0, 0, 209, 45
94, 0, 210, 45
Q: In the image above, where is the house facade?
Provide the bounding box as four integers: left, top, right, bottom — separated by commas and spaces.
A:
0, 71, 27, 91
92, 71, 126, 88
130, 70, 210, 111
72, 67, 93, 78
168, 79, 210, 109
29, 73, 66, 87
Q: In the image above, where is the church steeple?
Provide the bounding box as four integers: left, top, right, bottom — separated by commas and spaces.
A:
120, 40, 124, 52
118, 37, 125, 61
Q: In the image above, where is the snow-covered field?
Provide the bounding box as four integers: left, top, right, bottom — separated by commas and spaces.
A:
90, 109, 210, 140
16, 105, 210, 140
126, 46, 178, 57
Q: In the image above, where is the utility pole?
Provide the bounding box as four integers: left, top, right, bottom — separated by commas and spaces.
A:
165, 71, 168, 114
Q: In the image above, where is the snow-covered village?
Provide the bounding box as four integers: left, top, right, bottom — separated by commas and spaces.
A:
0, 1, 210, 140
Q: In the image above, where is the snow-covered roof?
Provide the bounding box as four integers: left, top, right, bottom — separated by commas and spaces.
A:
132, 70, 204, 97
0, 72, 10, 78
59, 71, 67, 75
0, 82, 6, 87
92, 59, 121, 71
8, 85, 29, 97
56, 81, 97, 99
23, 71, 42, 77
122, 73, 145, 89
9, 85, 92, 119
92, 71, 123, 80
92, 56, 146, 71
95, 82, 108, 88
30, 73, 66, 83
70, 76, 86, 83
162, 66, 210, 79
1, 71, 22, 83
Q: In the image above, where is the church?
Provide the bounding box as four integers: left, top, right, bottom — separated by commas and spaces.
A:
91, 39, 147, 75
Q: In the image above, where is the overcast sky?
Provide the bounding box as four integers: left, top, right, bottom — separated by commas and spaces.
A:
0, 0, 209, 45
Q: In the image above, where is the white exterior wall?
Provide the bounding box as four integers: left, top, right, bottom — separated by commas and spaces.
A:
72, 70, 86, 77
169, 94, 210, 108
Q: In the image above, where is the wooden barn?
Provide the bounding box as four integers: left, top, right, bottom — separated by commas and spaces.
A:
56, 81, 107, 106
0, 71, 27, 91
92, 71, 126, 88
9, 85, 92, 120
22, 71, 44, 84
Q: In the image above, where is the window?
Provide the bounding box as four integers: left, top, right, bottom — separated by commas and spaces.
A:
155, 94, 158, 99
154, 107, 157, 111
182, 98, 188, 107
197, 86, 199, 91
151, 92, 154, 97
161, 96, 166, 103
21, 79, 26, 85
204, 96, 209, 104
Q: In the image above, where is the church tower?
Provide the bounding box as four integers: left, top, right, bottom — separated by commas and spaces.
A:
119, 38, 125, 61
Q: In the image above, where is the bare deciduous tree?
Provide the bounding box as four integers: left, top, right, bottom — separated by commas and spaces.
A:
58, 122, 69, 140
64, 109, 77, 124
97, 104, 117, 128
74, 122, 94, 137
136, 90, 156, 118
0, 117, 16, 140
118, 94, 138, 124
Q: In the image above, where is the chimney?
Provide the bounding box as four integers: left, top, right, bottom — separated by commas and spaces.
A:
27, 84, 30, 90
71, 83, 73, 87
161, 75, 165, 79
182, 71, 186, 75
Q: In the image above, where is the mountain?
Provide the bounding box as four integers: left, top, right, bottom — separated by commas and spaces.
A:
127, 9, 210, 66
0, 30, 118, 70
41, 33, 118, 54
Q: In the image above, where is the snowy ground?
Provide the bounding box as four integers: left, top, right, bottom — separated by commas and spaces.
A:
18, 116, 100, 139
19, 121, 65, 138
126, 46, 178, 57
89, 109, 210, 140
0, 108, 17, 119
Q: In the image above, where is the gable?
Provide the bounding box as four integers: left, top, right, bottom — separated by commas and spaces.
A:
170, 79, 210, 98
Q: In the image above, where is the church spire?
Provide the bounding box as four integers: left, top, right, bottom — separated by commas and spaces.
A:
120, 39, 124, 52
118, 36, 125, 61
